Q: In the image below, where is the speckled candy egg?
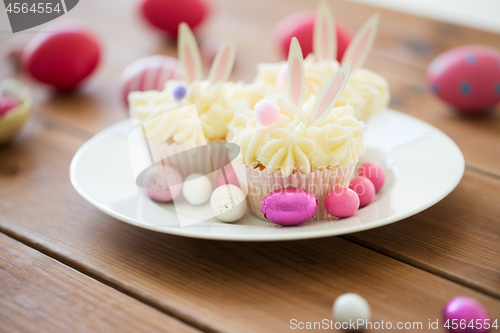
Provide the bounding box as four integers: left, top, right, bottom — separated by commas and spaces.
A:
144, 164, 183, 202
22, 22, 101, 91
443, 296, 489, 333
140, 0, 210, 37
427, 45, 500, 113
274, 11, 351, 61
120, 55, 182, 107
210, 185, 247, 222
261, 188, 317, 226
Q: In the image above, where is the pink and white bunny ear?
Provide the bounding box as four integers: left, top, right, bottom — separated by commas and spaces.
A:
208, 31, 236, 84
178, 22, 202, 83
313, 1, 336, 62
341, 14, 379, 70
287, 37, 305, 109
309, 61, 352, 125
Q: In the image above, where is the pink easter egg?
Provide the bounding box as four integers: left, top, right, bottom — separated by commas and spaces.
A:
275, 11, 351, 61
217, 166, 239, 187
254, 99, 280, 127
443, 296, 489, 333
145, 164, 183, 202
427, 45, 500, 113
349, 176, 375, 207
0, 96, 19, 117
325, 188, 359, 218
140, 0, 210, 37
261, 188, 317, 225
357, 161, 385, 192
120, 55, 182, 107
22, 22, 101, 91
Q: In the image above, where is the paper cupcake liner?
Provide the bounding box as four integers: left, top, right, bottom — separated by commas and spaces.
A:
233, 163, 356, 222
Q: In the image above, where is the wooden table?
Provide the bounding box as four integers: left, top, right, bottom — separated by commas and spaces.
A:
1, 0, 500, 332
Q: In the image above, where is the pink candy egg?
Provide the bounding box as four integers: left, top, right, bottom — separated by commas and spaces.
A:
274, 11, 351, 61
357, 161, 385, 192
443, 296, 489, 333
217, 166, 239, 187
140, 0, 210, 37
349, 177, 375, 207
261, 188, 317, 225
144, 164, 183, 202
427, 45, 500, 113
0, 96, 19, 117
325, 188, 359, 218
22, 22, 101, 91
120, 55, 182, 107
254, 99, 280, 127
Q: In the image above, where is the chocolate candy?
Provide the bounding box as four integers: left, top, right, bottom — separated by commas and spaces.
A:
357, 161, 385, 192
183, 173, 212, 205
349, 176, 375, 207
443, 296, 489, 333
261, 188, 317, 225
325, 188, 359, 218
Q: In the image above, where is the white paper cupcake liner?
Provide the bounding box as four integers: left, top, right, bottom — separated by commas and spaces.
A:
233, 162, 356, 222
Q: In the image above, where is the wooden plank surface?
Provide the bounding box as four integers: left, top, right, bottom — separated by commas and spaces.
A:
1, 120, 500, 332
0, 233, 200, 333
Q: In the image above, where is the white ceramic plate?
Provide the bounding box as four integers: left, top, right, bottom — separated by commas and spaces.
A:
70, 110, 464, 241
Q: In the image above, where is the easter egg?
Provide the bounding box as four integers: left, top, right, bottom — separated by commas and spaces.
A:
22, 22, 101, 91
349, 176, 375, 207
274, 11, 351, 61
325, 188, 359, 218
427, 45, 500, 113
333, 293, 371, 329
140, 0, 210, 37
210, 184, 247, 222
443, 296, 489, 333
144, 164, 183, 202
357, 161, 386, 192
120, 55, 182, 107
183, 173, 212, 205
217, 166, 239, 187
261, 188, 317, 226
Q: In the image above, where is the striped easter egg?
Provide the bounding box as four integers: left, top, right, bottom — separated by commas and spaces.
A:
119, 55, 182, 107
427, 45, 500, 114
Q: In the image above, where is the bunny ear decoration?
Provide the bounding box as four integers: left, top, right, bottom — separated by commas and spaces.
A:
341, 14, 379, 70
309, 61, 352, 125
313, 1, 336, 61
287, 37, 305, 109
208, 31, 236, 84
178, 22, 203, 83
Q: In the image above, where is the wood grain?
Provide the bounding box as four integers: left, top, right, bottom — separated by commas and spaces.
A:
1, 120, 500, 332
0, 233, 200, 333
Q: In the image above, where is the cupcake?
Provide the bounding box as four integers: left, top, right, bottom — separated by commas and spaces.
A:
230, 38, 364, 221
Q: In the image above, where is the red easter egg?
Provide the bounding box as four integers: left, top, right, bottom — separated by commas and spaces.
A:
275, 11, 351, 61
140, 0, 210, 36
119, 55, 182, 107
22, 22, 101, 91
427, 45, 500, 113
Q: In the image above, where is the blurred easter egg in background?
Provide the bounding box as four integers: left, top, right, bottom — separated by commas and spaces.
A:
22, 21, 101, 92
1, 35, 31, 71
119, 55, 182, 107
427, 45, 500, 114
274, 11, 351, 61
140, 0, 211, 37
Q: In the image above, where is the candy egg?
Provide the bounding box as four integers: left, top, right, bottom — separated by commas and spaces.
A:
0, 79, 31, 145
333, 293, 371, 330
183, 173, 212, 205
427, 45, 500, 113
140, 0, 210, 37
443, 296, 489, 333
349, 177, 375, 207
274, 11, 351, 61
210, 185, 247, 222
325, 188, 359, 218
357, 161, 385, 192
0, 96, 18, 116
120, 55, 182, 107
217, 166, 239, 187
261, 188, 317, 226
22, 22, 101, 91
144, 164, 183, 202
255, 99, 280, 127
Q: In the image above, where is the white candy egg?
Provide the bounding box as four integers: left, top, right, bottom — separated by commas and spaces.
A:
182, 173, 212, 205
333, 293, 371, 330
210, 185, 247, 223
